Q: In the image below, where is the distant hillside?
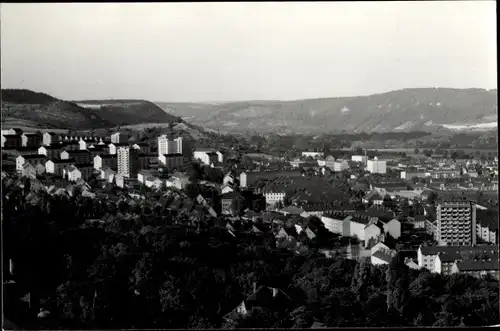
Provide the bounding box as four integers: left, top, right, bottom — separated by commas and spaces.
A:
1, 89, 180, 130
156, 88, 498, 134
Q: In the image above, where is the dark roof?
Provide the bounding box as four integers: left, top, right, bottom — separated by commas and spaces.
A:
162, 153, 183, 158
456, 259, 499, 271
134, 142, 150, 147
2, 134, 20, 138
420, 245, 499, 257
44, 132, 58, 136
20, 154, 47, 159
96, 154, 116, 159
109, 142, 129, 146
48, 159, 75, 164
372, 250, 394, 263
221, 191, 243, 200
65, 150, 91, 155
41, 145, 63, 150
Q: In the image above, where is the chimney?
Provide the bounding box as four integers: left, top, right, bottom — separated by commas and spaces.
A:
252, 282, 257, 293
272, 287, 278, 298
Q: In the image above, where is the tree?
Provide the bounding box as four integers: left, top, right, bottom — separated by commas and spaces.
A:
414, 148, 419, 154
423, 150, 433, 157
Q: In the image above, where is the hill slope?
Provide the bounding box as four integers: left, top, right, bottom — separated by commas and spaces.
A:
1, 89, 180, 129
156, 88, 498, 134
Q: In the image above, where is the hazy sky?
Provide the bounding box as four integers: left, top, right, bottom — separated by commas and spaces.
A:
1, 2, 497, 102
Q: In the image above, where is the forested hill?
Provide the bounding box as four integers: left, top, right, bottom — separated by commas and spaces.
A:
156, 88, 498, 134
1, 89, 180, 130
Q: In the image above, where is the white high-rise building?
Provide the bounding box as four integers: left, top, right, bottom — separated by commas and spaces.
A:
158, 135, 183, 156
366, 157, 387, 174
117, 146, 139, 178
437, 201, 477, 246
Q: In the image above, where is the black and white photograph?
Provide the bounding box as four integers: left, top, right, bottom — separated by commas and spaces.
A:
1, 1, 499, 329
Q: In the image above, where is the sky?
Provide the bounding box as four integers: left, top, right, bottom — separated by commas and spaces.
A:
1, 1, 497, 102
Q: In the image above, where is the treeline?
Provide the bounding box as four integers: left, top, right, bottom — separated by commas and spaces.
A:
3, 177, 499, 329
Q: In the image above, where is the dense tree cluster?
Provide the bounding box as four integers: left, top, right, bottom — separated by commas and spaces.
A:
3, 176, 499, 329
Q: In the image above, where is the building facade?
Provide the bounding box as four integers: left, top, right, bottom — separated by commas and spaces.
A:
436, 201, 477, 246
117, 146, 140, 178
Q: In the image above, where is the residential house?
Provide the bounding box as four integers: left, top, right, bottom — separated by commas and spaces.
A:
42, 132, 59, 146
38, 145, 63, 159
94, 154, 117, 170
239, 171, 302, 188
343, 215, 370, 242
45, 159, 75, 177
100, 166, 116, 183
60, 150, 91, 165
383, 218, 401, 239
16, 155, 47, 172
21, 132, 42, 147
108, 142, 129, 155
21, 163, 37, 179
451, 259, 500, 280
221, 191, 244, 213
221, 182, 234, 194
1, 134, 22, 149
165, 173, 190, 190
417, 245, 499, 272
60, 141, 80, 151
193, 149, 219, 165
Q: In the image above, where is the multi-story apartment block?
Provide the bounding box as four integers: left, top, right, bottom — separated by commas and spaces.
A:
1, 134, 22, 149
117, 146, 140, 178
111, 132, 129, 144
21, 132, 42, 148
436, 200, 477, 246
42, 132, 59, 146
45, 159, 75, 177
366, 157, 387, 174
158, 135, 183, 156
38, 145, 63, 159
60, 150, 92, 165
94, 154, 117, 170
158, 153, 184, 169
16, 155, 48, 172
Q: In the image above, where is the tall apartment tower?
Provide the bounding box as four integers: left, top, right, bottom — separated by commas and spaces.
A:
158, 135, 182, 156
436, 200, 477, 246
117, 146, 139, 178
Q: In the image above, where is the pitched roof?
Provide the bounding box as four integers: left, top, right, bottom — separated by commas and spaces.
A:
419, 245, 499, 257
455, 259, 499, 271
372, 249, 394, 263
281, 205, 305, 215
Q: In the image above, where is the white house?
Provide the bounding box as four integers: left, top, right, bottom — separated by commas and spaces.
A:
366, 157, 387, 174
364, 222, 383, 246
221, 183, 234, 194
16, 155, 47, 172
165, 174, 190, 190
64, 165, 82, 182
193, 149, 219, 165
342, 216, 367, 241
45, 159, 75, 177
383, 218, 401, 239
145, 177, 163, 189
